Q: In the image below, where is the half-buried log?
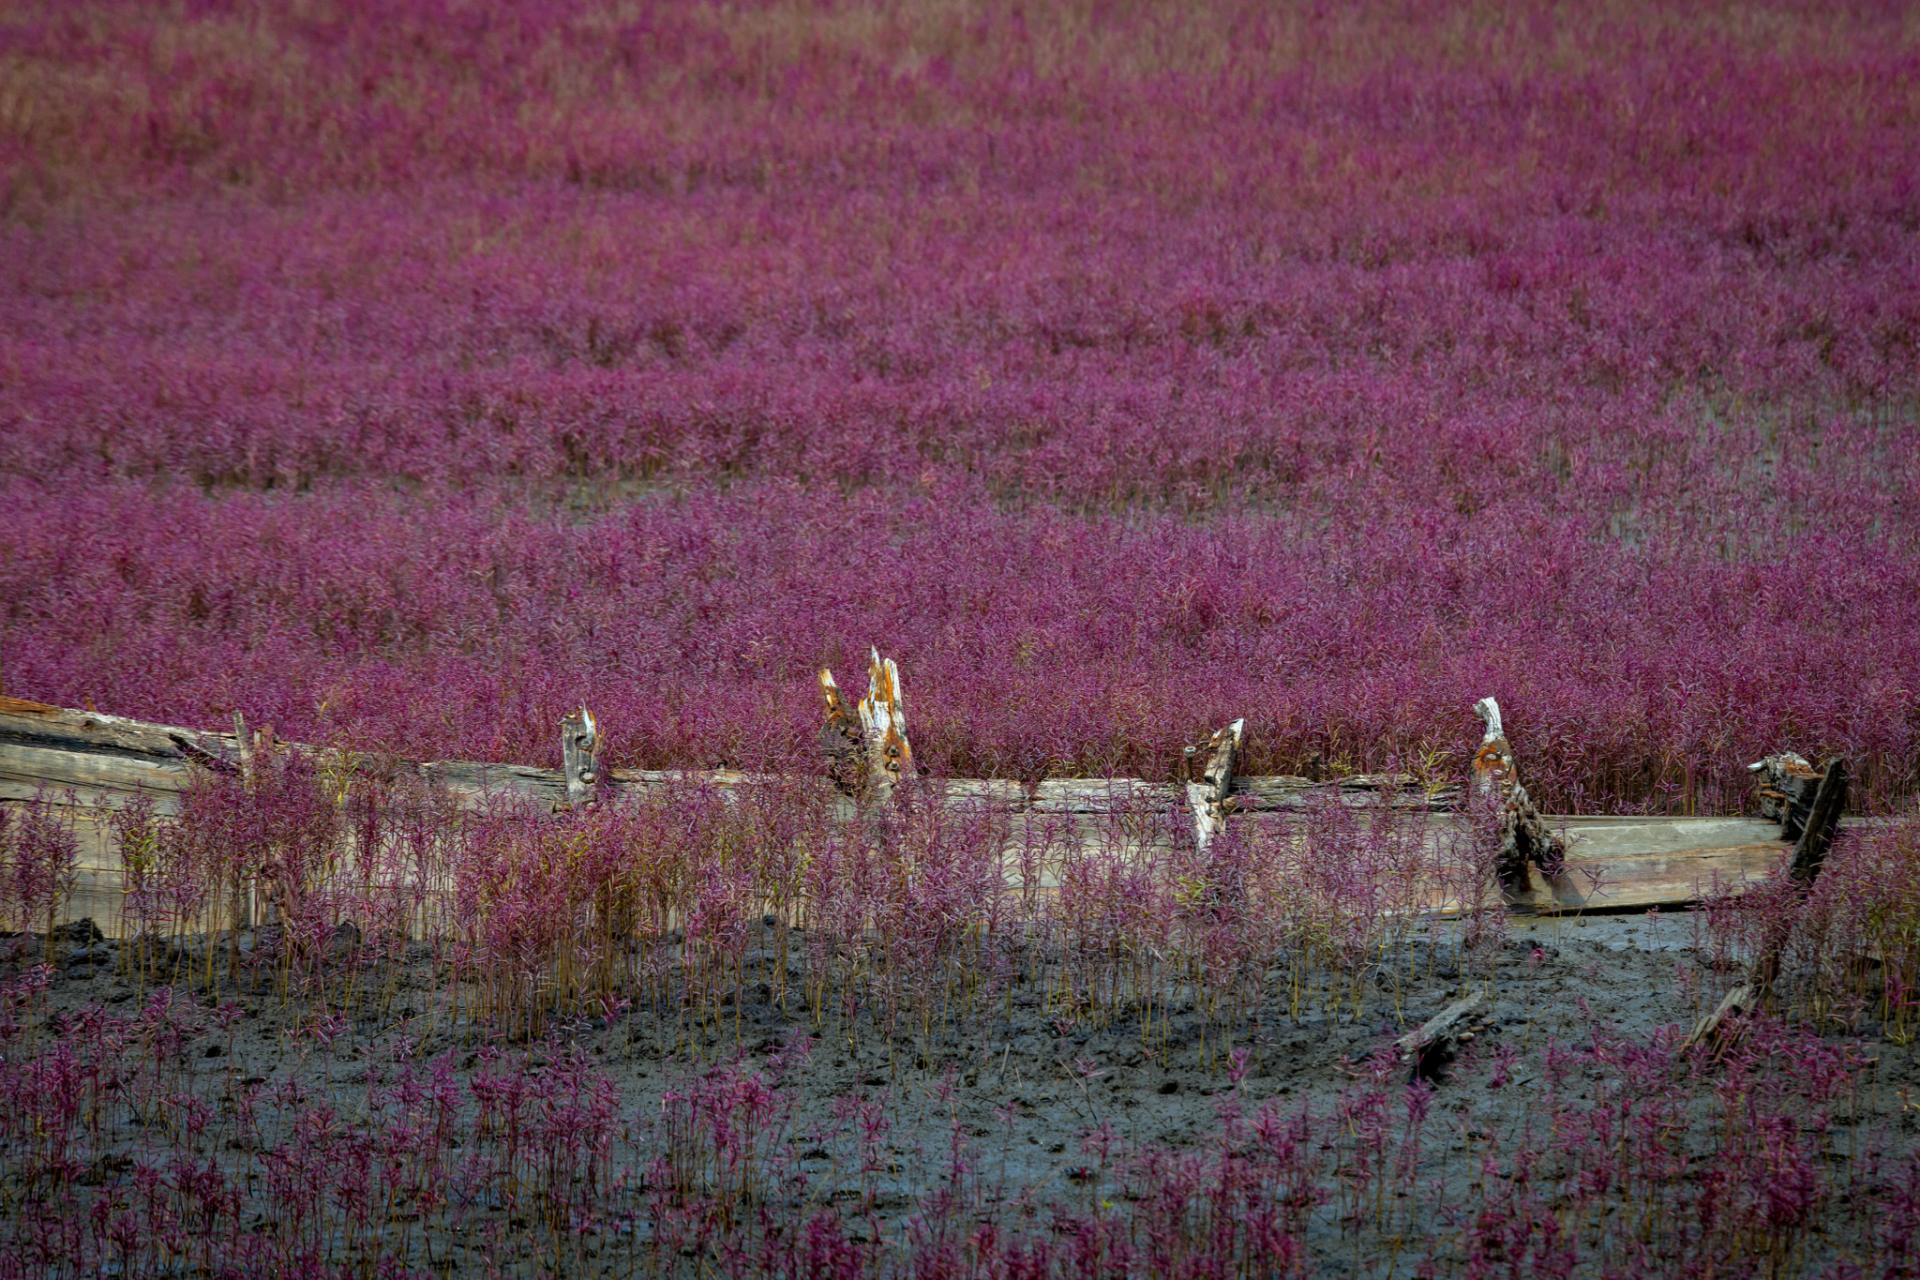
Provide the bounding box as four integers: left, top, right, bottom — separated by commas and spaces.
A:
1397, 990, 1490, 1081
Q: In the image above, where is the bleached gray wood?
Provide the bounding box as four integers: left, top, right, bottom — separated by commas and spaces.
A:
0, 697, 1879, 929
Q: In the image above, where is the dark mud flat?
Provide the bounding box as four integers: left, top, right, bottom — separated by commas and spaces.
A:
4, 914, 1915, 1277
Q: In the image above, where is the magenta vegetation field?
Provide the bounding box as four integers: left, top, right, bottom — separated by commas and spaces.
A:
2, 0, 1918, 806
5, 3, 1920, 1277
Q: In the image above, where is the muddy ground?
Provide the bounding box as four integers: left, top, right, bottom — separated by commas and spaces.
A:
6, 911, 1916, 1276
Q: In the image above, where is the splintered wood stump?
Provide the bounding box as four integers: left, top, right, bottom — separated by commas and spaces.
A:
818, 649, 915, 803
560, 706, 602, 810
1471, 697, 1565, 894
1184, 719, 1244, 851
857, 648, 914, 802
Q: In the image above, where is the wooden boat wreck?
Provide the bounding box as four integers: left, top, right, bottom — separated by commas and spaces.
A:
0, 649, 1853, 933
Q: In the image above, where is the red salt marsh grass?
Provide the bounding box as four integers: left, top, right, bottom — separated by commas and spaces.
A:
3, 2, 1920, 1273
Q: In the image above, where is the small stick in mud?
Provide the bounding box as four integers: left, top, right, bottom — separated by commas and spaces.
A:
1472, 697, 1565, 893
1397, 990, 1490, 1083
1184, 719, 1244, 852
561, 706, 601, 810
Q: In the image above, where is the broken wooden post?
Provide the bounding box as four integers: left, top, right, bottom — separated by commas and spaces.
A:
818, 650, 915, 803
1683, 754, 1850, 1056
1184, 719, 1244, 851
560, 706, 602, 810
1789, 757, 1849, 886
1748, 751, 1821, 837
857, 648, 913, 803
1397, 989, 1489, 1080
1471, 697, 1564, 893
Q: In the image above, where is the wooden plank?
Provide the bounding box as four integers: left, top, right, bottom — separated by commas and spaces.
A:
1229, 773, 1461, 811
0, 740, 192, 805
1029, 778, 1176, 814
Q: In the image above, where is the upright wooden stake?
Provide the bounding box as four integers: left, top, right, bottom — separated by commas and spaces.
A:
561, 706, 602, 810
1471, 697, 1564, 893
1185, 719, 1244, 851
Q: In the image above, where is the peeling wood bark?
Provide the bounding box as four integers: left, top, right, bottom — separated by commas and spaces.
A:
1472, 697, 1565, 894
1184, 719, 1243, 851
560, 706, 602, 810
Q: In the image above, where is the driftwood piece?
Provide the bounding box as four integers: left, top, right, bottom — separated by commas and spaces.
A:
1471, 698, 1565, 893
560, 706, 602, 810
1396, 990, 1490, 1080
1184, 719, 1243, 851
1680, 982, 1757, 1055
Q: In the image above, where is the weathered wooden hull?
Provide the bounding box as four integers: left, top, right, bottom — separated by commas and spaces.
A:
0, 697, 1821, 931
